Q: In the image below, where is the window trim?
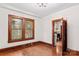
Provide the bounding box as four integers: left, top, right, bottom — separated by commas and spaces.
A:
8, 14, 34, 43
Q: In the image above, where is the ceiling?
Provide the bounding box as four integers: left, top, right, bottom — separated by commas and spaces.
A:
0, 3, 79, 18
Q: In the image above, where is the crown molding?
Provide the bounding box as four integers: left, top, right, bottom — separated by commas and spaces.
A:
0, 4, 41, 19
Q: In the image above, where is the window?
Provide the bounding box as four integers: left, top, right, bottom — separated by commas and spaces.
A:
8, 15, 34, 43
25, 18, 34, 39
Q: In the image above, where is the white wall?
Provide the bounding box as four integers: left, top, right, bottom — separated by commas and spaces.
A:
0, 7, 42, 49
42, 5, 79, 51
0, 4, 79, 51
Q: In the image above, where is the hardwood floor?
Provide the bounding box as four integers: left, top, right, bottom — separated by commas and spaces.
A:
22, 44, 56, 56
0, 43, 56, 56
0, 42, 79, 56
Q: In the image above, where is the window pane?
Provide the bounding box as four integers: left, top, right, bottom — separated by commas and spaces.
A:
12, 19, 22, 30
11, 30, 22, 40
25, 21, 33, 38
11, 19, 22, 40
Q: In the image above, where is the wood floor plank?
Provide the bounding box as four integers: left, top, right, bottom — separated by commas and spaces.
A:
0, 42, 78, 56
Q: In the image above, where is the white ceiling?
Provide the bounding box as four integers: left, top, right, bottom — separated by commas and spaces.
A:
0, 3, 79, 18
